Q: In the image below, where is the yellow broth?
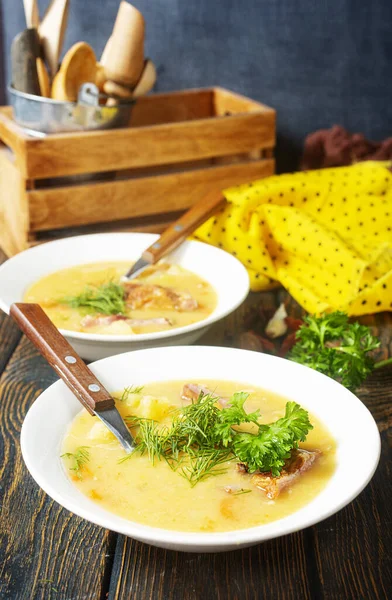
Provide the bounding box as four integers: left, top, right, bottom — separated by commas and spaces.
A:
61, 380, 336, 533
23, 261, 217, 335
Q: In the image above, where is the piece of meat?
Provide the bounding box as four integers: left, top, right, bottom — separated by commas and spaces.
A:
181, 383, 213, 403
81, 314, 171, 328
128, 317, 172, 327
81, 314, 127, 328
124, 282, 198, 312
237, 449, 321, 499
181, 383, 230, 407
236, 462, 248, 474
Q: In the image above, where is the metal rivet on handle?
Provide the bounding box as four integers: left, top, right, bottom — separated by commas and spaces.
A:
152, 242, 161, 249
65, 355, 77, 364
174, 224, 183, 231
88, 384, 101, 392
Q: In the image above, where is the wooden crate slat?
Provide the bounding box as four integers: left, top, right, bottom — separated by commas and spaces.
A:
23, 111, 275, 179
28, 211, 184, 247
28, 159, 275, 232
0, 88, 276, 257
213, 87, 272, 115
129, 88, 215, 126
0, 146, 29, 256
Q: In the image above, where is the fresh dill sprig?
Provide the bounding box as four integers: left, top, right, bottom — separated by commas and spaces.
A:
116, 385, 144, 402
178, 449, 232, 488
119, 389, 313, 485
61, 282, 126, 316
61, 446, 90, 479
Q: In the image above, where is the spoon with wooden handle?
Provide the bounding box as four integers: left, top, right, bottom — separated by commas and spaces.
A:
10, 303, 135, 454
124, 189, 227, 280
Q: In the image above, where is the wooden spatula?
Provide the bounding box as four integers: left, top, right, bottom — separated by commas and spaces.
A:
10, 303, 135, 454
23, 0, 40, 28
39, 0, 69, 78
124, 189, 227, 280
102, 1, 145, 89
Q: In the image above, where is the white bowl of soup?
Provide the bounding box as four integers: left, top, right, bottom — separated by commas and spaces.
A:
20, 346, 380, 553
0, 233, 249, 360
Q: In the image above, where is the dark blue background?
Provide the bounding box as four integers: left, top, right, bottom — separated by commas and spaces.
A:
2, 0, 392, 170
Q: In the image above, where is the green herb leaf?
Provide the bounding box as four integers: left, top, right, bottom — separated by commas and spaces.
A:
178, 449, 232, 487
214, 392, 260, 446
116, 385, 144, 402
61, 446, 90, 479
289, 312, 380, 390
61, 282, 126, 316
233, 402, 313, 476
119, 388, 312, 485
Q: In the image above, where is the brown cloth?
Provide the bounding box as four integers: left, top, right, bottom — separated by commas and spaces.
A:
300, 125, 392, 171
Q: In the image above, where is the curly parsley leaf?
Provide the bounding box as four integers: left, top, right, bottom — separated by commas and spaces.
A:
232, 401, 313, 475
289, 312, 380, 391
214, 392, 260, 446
121, 389, 312, 485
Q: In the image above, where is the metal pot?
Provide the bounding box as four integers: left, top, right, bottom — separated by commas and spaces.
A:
8, 83, 135, 136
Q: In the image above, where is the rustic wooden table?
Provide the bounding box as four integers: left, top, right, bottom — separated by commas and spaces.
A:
0, 249, 391, 600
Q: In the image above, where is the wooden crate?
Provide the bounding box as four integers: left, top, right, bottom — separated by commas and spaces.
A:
0, 87, 275, 256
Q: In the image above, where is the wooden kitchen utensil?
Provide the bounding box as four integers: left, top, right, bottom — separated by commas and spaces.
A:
23, 0, 40, 28
132, 59, 156, 98
103, 80, 133, 100
103, 60, 156, 101
36, 58, 51, 97
102, 1, 145, 89
11, 28, 41, 95
100, 36, 112, 65
124, 189, 227, 280
39, 0, 70, 78
51, 42, 97, 102
95, 63, 107, 92
10, 303, 136, 453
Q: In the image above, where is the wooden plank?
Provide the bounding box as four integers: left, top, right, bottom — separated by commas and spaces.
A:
23, 111, 275, 179
109, 533, 313, 600
0, 250, 22, 368
0, 146, 29, 256
0, 314, 21, 374
0, 336, 115, 600
311, 431, 391, 600
28, 159, 275, 232
0, 109, 29, 169
213, 86, 275, 115
28, 210, 184, 247
130, 88, 214, 126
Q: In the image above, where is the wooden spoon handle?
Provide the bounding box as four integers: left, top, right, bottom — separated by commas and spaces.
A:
142, 190, 227, 263
10, 303, 114, 415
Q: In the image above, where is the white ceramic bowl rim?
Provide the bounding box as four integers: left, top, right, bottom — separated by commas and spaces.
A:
20, 346, 381, 551
0, 233, 250, 342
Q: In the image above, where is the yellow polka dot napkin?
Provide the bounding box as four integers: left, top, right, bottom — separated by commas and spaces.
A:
194, 161, 392, 315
